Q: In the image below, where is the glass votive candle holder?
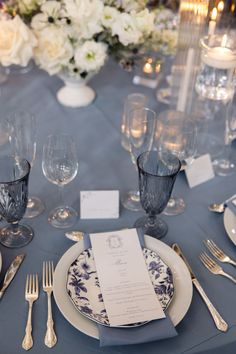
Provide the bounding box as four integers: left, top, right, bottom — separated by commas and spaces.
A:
195, 34, 236, 101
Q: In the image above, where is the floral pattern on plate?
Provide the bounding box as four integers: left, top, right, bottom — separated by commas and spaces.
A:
66, 247, 174, 327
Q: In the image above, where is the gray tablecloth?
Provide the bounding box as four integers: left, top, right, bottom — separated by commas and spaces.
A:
0, 60, 236, 354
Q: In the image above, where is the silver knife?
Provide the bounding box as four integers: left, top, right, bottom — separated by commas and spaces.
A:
172, 243, 228, 332
0, 254, 25, 299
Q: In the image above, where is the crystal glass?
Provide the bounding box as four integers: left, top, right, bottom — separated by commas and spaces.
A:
195, 34, 236, 101
214, 92, 236, 176
122, 107, 157, 211
42, 134, 78, 228
0, 156, 34, 248
121, 93, 148, 151
134, 151, 181, 238
156, 110, 197, 215
8, 111, 45, 218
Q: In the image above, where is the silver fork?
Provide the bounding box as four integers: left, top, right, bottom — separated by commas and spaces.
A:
200, 252, 236, 284
43, 261, 57, 348
204, 239, 236, 267
22, 274, 39, 350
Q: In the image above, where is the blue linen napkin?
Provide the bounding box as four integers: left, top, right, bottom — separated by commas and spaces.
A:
227, 198, 236, 215
83, 230, 177, 347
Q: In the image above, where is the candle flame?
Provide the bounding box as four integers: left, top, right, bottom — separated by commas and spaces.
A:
217, 1, 224, 12
143, 62, 153, 74
211, 7, 217, 21
231, 3, 235, 12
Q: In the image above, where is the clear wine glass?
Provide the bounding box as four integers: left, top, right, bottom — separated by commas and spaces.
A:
156, 110, 197, 215
0, 156, 34, 248
121, 107, 157, 211
42, 134, 78, 228
134, 150, 181, 238
8, 111, 45, 218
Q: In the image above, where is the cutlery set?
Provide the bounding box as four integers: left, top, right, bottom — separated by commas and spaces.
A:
22, 261, 57, 351
200, 239, 236, 284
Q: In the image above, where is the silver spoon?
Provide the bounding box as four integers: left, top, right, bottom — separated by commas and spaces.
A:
208, 194, 236, 213
65, 231, 84, 242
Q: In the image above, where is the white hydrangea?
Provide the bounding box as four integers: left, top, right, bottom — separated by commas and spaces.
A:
134, 9, 155, 36
33, 27, 73, 75
102, 6, 119, 29
74, 41, 107, 72
64, 0, 104, 39
112, 13, 141, 46
0, 15, 37, 67
120, 0, 147, 12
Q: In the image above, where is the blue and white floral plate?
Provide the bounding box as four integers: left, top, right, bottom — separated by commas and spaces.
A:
66, 247, 174, 327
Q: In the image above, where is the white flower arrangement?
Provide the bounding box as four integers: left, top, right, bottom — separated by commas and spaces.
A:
0, 0, 178, 78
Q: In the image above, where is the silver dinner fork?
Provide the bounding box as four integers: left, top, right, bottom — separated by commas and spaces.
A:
43, 261, 57, 348
204, 239, 236, 267
22, 274, 39, 350
200, 252, 236, 284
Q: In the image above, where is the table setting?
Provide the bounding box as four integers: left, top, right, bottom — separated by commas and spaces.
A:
1, 1, 236, 354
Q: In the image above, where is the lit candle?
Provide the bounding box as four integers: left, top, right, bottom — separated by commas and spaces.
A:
143, 62, 153, 74
217, 1, 224, 13
208, 7, 217, 36
202, 46, 236, 69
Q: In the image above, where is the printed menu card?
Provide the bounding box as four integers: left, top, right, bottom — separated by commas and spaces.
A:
90, 229, 165, 327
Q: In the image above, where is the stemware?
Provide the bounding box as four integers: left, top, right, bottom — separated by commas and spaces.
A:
121, 93, 148, 151
213, 92, 236, 176
42, 134, 78, 229
156, 110, 197, 215
0, 156, 34, 248
134, 150, 181, 238
121, 107, 157, 211
8, 111, 45, 218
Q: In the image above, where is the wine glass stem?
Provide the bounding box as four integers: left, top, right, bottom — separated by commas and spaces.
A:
58, 185, 64, 207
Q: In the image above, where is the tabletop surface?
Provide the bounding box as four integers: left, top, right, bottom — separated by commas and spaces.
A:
0, 60, 236, 354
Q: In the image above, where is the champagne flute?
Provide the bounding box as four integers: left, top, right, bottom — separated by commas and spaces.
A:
121, 93, 148, 151
42, 134, 78, 228
8, 111, 45, 218
122, 107, 157, 211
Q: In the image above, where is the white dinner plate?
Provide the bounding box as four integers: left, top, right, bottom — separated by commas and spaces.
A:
53, 236, 193, 340
223, 207, 236, 245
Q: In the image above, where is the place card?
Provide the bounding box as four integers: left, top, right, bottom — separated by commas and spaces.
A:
90, 229, 165, 326
80, 190, 119, 219
185, 154, 215, 188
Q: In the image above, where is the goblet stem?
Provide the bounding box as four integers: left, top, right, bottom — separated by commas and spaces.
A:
11, 221, 19, 233
147, 214, 157, 228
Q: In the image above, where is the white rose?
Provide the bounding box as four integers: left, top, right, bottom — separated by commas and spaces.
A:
74, 41, 107, 72
0, 15, 37, 67
102, 6, 119, 29
112, 13, 141, 46
134, 9, 155, 36
33, 27, 73, 75
64, 0, 103, 39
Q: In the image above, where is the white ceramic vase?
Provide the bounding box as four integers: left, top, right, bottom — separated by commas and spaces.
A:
57, 72, 96, 108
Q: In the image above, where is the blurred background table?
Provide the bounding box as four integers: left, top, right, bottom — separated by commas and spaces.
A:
0, 60, 236, 354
